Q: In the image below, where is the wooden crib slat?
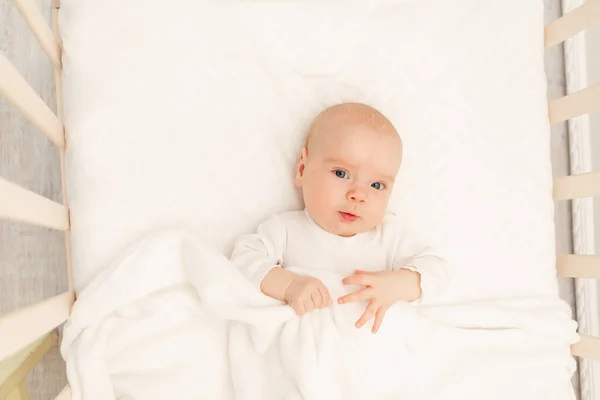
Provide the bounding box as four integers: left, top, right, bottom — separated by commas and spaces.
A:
572, 335, 600, 361
0, 292, 74, 363
557, 254, 600, 278
5, 381, 29, 400
10, 0, 61, 68
548, 83, 600, 124
553, 171, 600, 200
0, 53, 65, 148
0, 177, 69, 231
0, 332, 56, 399
544, 0, 600, 49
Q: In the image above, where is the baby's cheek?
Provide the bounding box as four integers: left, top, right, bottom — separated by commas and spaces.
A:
315, 180, 339, 205
306, 185, 333, 218
309, 180, 327, 201
370, 197, 389, 223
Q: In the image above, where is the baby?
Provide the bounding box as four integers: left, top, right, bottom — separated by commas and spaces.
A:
231, 102, 447, 333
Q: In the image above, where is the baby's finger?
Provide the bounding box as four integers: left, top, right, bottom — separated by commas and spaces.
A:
356, 301, 378, 328
303, 299, 315, 313
292, 301, 306, 316
338, 288, 373, 304
342, 274, 374, 286
372, 307, 387, 334
318, 285, 332, 307
311, 291, 322, 308
355, 269, 376, 275
316, 287, 326, 308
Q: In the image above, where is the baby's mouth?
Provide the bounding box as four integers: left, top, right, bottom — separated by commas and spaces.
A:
339, 211, 359, 223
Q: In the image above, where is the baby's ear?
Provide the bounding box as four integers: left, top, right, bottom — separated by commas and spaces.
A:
295, 148, 308, 188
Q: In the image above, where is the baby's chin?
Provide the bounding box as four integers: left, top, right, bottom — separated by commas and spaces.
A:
332, 222, 378, 237
336, 230, 368, 238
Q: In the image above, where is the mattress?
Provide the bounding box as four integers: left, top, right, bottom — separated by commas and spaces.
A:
59, 0, 557, 305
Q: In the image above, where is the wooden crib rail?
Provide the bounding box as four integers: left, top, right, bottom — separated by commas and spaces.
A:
572, 336, 600, 361
0, 53, 65, 148
545, 0, 600, 49
553, 171, 600, 200
0, 177, 69, 230
0, 332, 57, 399
557, 255, 600, 279
548, 83, 600, 124
545, 0, 600, 369
0, 291, 74, 363
11, 0, 61, 68
0, 2, 73, 397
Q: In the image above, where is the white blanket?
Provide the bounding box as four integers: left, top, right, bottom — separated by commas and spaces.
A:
61, 231, 579, 400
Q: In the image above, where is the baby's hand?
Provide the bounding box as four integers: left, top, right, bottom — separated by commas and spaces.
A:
284, 275, 332, 316
338, 269, 421, 333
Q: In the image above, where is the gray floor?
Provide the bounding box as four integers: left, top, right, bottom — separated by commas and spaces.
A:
0, 0, 576, 398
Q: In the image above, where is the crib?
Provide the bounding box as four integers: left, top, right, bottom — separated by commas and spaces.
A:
0, 0, 599, 399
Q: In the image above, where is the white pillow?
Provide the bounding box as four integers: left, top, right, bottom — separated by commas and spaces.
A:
60, 0, 556, 302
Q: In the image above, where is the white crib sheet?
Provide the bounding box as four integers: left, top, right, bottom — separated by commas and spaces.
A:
60, 0, 558, 305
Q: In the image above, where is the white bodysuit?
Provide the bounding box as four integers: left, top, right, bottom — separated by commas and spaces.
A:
231, 210, 448, 304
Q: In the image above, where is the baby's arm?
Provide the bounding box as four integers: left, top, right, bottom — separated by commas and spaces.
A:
230, 215, 331, 314
391, 234, 449, 305
230, 215, 287, 291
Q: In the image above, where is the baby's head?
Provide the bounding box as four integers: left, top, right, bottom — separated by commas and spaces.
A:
296, 102, 403, 237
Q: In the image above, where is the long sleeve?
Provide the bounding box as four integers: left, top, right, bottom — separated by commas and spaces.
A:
230, 214, 287, 289
391, 233, 449, 305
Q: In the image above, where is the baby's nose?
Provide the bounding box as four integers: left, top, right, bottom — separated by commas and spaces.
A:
347, 189, 367, 203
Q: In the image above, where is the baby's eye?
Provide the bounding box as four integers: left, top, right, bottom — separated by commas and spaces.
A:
371, 182, 385, 190
334, 170, 349, 179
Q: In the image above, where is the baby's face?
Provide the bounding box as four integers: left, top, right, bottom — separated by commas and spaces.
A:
296, 119, 402, 237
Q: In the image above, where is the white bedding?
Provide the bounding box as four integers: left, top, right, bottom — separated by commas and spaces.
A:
57, 0, 579, 395
60, 0, 558, 303
62, 231, 578, 400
